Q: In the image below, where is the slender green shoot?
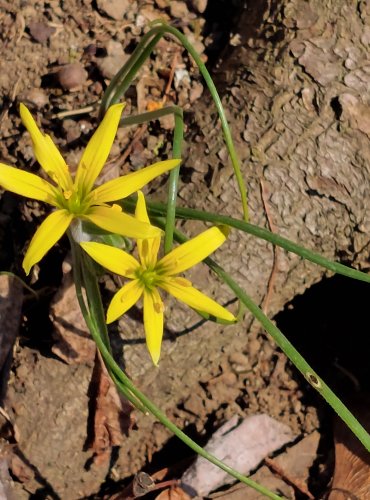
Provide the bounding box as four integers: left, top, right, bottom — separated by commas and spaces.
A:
99, 31, 162, 117
99, 21, 248, 222
161, 222, 370, 452
123, 199, 370, 285
0, 270, 38, 297
164, 107, 183, 253
118, 106, 184, 254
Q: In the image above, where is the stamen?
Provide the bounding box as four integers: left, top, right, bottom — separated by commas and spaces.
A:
47, 171, 58, 183
111, 204, 122, 212
141, 239, 149, 258
154, 302, 164, 313
63, 190, 73, 200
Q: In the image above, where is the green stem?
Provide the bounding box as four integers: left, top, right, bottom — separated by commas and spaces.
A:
123, 199, 370, 285
99, 21, 249, 222
70, 238, 148, 413
80, 252, 111, 352
118, 106, 185, 254
99, 31, 162, 117
147, 21, 249, 222
164, 107, 183, 253
209, 257, 370, 452
92, 330, 281, 499
119, 106, 183, 127
87, 311, 281, 498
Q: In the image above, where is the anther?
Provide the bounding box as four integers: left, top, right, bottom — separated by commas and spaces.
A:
154, 302, 164, 313
142, 239, 149, 258
63, 190, 73, 200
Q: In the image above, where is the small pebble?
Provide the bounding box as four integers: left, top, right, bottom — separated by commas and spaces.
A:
28, 20, 55, 43
57, 63, 88, 91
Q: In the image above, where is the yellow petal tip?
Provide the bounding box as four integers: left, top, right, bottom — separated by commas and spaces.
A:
108, 102, 126, 115
19, 102, 33, 125
22, 262, 31, 276
19, 102, 28, 114
149, 350, 160, 366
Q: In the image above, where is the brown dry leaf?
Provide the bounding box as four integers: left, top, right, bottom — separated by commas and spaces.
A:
329, 396, 370, 499
151, 467, 169, 482
88, 353, 134, 466
266, 431, 320, 498
155, 485, 191, 500
50, 267, 96, 366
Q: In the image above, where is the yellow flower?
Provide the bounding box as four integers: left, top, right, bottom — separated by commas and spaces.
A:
81, 191, 235, 365
0, 104, 180, 274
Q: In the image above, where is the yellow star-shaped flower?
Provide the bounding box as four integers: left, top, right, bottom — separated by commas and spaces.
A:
81, 191, 235, 365
0, 104, 180, 274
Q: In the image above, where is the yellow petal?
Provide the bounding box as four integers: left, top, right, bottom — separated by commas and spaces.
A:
135, 190, 150, 223
159, 277, 236, 322
106, 279, 143, 323
20, 104, 72, 190
84, 206, 161, 239
22, 210, 73, 275
143, 288, 164, 365
157, 226, 229, 276
91, 159, 181, 203
80, 241, 139, 278
0, 163, 58, 205
135, 191, 161, 267
75, 103, 125, 194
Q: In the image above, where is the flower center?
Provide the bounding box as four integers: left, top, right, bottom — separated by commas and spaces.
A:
56, 186, 90, 215
137, 268, 159, 290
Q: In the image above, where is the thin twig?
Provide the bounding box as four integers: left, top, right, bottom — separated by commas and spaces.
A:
162, 52, 178, 105
53, 105, 96, 119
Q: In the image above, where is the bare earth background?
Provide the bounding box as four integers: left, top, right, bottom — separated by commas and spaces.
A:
0, 0, 370, 498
